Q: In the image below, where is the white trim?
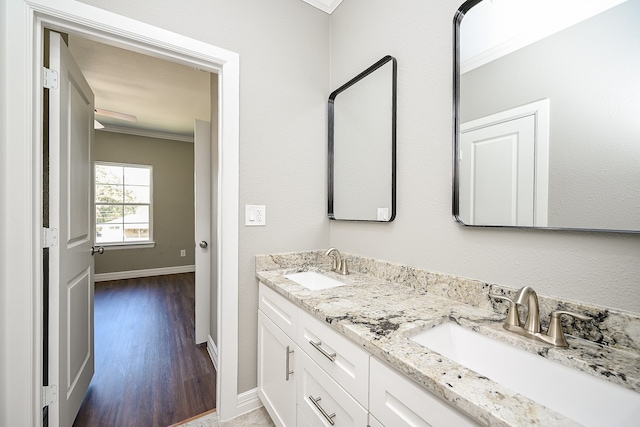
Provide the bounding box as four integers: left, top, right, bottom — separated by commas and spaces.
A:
94, 265, 195, 282
301, 0, 343, 14
235, 388, 262, 416
2, 0, 240, 424
207, 335, 219, 372
461, 99, 550, 227
98, 125, 194, 143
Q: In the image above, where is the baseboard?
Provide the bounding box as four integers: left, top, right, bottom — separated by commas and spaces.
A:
94, 265, 195, 282
236, 388, 262, 416
207, 335, 219, 371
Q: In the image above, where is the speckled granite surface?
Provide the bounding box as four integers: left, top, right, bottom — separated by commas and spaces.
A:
256, 250, 640, 427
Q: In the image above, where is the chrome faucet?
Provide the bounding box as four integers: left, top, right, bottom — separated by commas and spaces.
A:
490, 286, 592, 348
325, 247, 349, 275
514, 286, 541, 334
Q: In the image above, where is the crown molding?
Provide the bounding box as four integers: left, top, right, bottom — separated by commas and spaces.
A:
98, 125, 194, 143
301, 0, 343, 14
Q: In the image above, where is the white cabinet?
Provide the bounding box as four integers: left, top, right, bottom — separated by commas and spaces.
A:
258, 282, 483, 427
259, 283, 298, 340
297, 405, 314, 427
257, 311, 297, 427
297, 349, 368, 426
369, 357, 482, 427
259, 283, 369, 427
298, 308, 370, 407
368, 414, 385, 427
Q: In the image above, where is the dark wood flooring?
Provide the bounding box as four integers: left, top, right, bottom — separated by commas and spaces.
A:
73, 273, 216, 427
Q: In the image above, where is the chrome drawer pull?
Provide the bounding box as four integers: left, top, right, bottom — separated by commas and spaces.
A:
308, 395, 336, 425
285, 346, 294, 381
309, 340, 336, 362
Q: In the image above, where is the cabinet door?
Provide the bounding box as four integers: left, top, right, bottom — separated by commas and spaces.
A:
297, 405, 315, 427
298, 309, 370, 407
368, 414, 385, 427
259, 282, 298, 340
370, 357, 481, 427
297, 350, 368, 427
258, 311, 297, 427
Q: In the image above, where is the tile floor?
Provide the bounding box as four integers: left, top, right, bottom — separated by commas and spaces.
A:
179, 407, 275, 427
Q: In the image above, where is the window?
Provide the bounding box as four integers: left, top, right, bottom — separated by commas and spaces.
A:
95, 162, 153, 245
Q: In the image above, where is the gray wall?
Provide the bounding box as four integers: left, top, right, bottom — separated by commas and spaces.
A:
460, 0, 640, 230
78, 0, 332, 393
78, 0, 640, 398
94, 131, 195, 274
0, 1, 7, 421
329, 0, 640, 319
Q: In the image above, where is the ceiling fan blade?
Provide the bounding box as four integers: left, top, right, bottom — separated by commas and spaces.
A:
95, 108, 137, 122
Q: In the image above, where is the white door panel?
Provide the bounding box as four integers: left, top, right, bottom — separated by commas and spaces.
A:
459, 99, 550, 227
194, 119, 212, 344
461, 115, 535, 226
48, 31, 95, 427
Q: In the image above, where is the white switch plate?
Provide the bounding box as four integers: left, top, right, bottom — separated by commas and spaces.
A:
180, 249, 186, 257
245, 205, 266, 226
377, 207, 389, 221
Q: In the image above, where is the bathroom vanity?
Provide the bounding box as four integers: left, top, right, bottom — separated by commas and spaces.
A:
256, 251, 640, 427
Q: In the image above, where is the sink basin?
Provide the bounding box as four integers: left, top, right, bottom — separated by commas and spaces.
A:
410, 322, 640, 427
284, 271, 345, 291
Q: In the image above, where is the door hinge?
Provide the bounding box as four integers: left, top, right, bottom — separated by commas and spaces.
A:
43, 67, 59, 90
42, 227, 59, 248
42, 385, 58, 407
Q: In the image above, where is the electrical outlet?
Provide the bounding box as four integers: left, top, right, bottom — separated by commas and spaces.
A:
180, 249, 186, 257
377, 207, 389, 221
245, 205, 266, 226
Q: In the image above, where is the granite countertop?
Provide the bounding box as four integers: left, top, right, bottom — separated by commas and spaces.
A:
256, 258, 640, 427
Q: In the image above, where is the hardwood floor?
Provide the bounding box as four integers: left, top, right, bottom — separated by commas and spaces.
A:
73, 273, 216, 427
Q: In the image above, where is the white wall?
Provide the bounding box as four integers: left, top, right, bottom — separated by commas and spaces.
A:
329, 0, 640, 314
0, 0, 8, 423
76, 0, 331, 393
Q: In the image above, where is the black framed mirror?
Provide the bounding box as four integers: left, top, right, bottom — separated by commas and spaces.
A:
329, 55, 397, 222
453, 0, 640, 233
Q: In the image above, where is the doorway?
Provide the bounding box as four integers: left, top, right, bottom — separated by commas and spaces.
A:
51, 32, 216, 425
11, 2, 241, 425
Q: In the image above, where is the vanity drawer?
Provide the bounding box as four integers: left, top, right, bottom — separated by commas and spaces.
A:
297, 308, 370, 407
297, 350, 368, 427
370, 357, 481, 427
259, 282, 298, 340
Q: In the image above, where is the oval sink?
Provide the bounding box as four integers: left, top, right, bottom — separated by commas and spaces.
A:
284, 271, 345, 291
410, 322, 640, 427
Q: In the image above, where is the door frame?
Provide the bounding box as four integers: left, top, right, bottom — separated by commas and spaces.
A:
3, 0, 240, 424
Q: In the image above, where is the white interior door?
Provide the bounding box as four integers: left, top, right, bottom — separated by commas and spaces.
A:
194, 119, 211, 344
48, 32, 96, 427
461, 116, 536, 226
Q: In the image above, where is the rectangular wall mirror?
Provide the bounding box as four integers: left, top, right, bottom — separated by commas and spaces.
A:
453, 0, 640, 232
329, 55, 397, 222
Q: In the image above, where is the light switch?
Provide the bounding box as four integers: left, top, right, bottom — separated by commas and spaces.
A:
245, 205, 266, 226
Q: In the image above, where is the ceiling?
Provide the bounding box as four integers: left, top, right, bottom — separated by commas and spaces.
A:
302, 0, 343, 14
66, 0, 341, 140
68, 35, 211, 141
